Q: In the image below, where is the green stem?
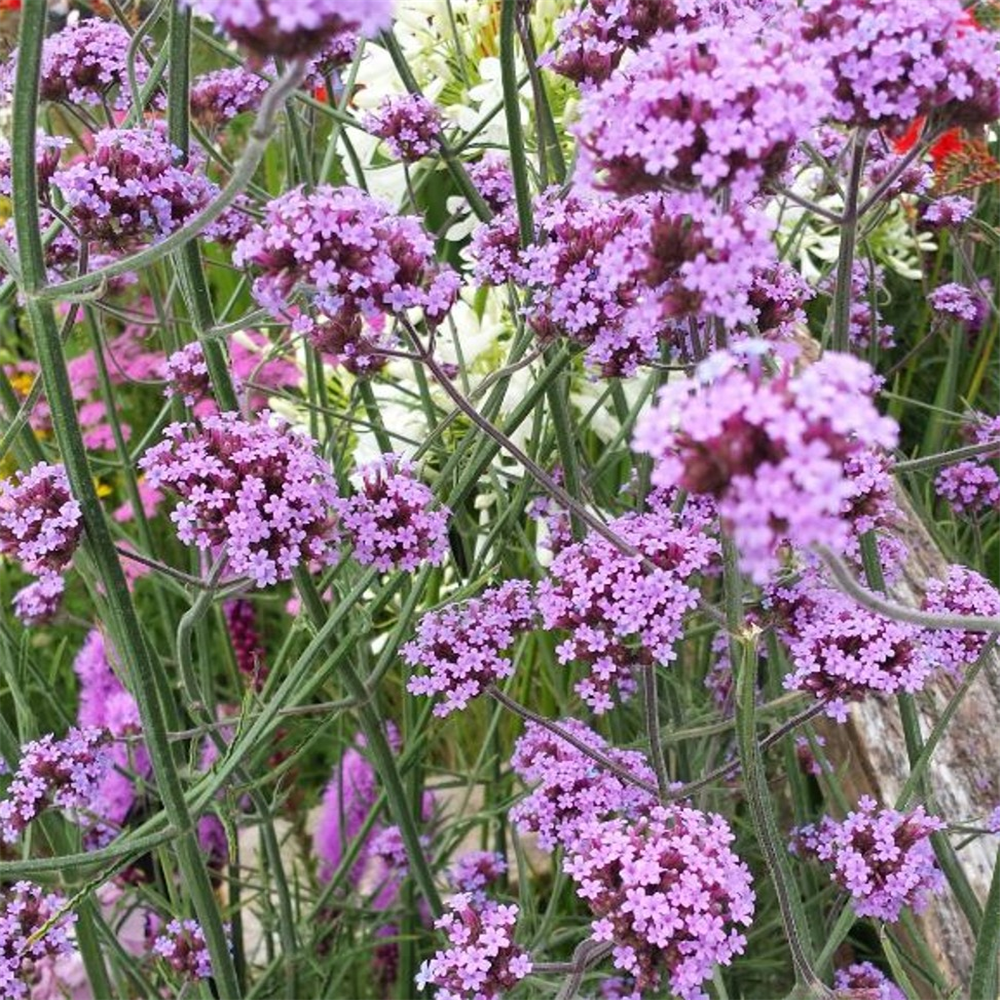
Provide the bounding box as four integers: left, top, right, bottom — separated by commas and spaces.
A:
501, 0, 534, 244
10, 7, 241, 995
830, 129, 868, 353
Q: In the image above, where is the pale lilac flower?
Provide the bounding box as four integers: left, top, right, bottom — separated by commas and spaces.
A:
164, 342, 211, 406
449, 851, 507, 895
153, 919, 212, 981
792, 797, 944, 922
189, 0, 394, 60
824, 261, 895, 351
929, 282, 979, 323
564, 805, 755, 1000
923, 195, 975, 228
466, 153, 513, 213
404, 581, 535, 716
338, 454, 450, 572
921, 566, 1000, 677
13, 573, 65, 627
834, 962, 905, 1000
510, 719, 656, 851
190, 66, 269, 128
0, 883, 76, 1000
139, 411, 341, 587
0, 463, 82, 576
364, 94, 441, 162
415, 893, 532, 999
575, 18, 831, 197
634, 344, 899, 582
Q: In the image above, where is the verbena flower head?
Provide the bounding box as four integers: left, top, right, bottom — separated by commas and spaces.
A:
564, 804, 755, 1000
449, 851, 507, 895
748, 263, 814, 341
364, 94, 441, 161
792, 797, 945, 921
338, 454, 450, 572
923, 195, 975, 228
415, 893, 532, 999
189, 0, 394, 60
935, 415, 1000, 516
838, 449, 908, 580
510, 719, 657, 851
928, 281, 982, 326
0, 882, 76, 1000
138, 411, 341, 587
0, 462, 82, 576
1, 20, 150, 109
190, 66, 270, 129
13, 573, 65, 627
574, 18, 831, 197
153, 919, 213, 981
404, 580, 535, 716
543, 0, 703, 85
921, 565, 1000, 678
799, 0, 1000, 135
52, 128, 217, 249
824, 261, 895, 351
538, 507, 718, 712
777, 577, 932, 721
164, 342, 212, 406
0, 728, 110, 843
466, 153, 514, 214
633, 344, 899, 582
834, 962, 906, 1000
234, 184, 459, 362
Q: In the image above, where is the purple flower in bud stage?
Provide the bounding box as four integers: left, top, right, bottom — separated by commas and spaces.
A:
921, 565, 1000, 678
564, 805, 755, 1000
138, 411, 341, 588
922, 195, 975, 228
799, 0, 1000, 135
415, 893, 532, 999
224, 599, 267, 686
0, 728, 110, 843
1, 21, 150, 110
542, 0, 703, 85
153, 919, 213, 981
0, 882, 76, 1000
792, 797, 944, 922
190, 66, 270, 129
12, 573, 65, 627
52, 128, 217, 250
0, 463, 82, 576
164, 342, 212, 406
364, 94, 441, 162
337, 454, 450, 572
449, 851, 507, 895
188, 0, 394, 61
234, 185, 459, 360
633, 343, 899, 582
574, 18, 831, 197
834, 962, 906, 1000
537, 507, 718, 713
510, 719, 657, 852
404, 580, 535, 716
935, 461, 1000, 516
466, 153, 514, 214
777, 577, 933, 722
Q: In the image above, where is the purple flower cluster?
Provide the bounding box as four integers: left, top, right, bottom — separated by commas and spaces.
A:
838, 450, 908, 579
778, 578, 932, 722
748, 263, 814, 342
825, 261, 895, 351
364, 94, 441, 162
52, 127, 217, 249
449, 851, 507, 895
415, 893, 532, 999
234, 185, 459, 360
0, 882, 76, 1000
153, 919, 213, 981
138, 411, 341, 587
538, 508, 718, 712
510, 719, 656, 851
928, 281, 984, 328
0, 728, 110, 843
190, 66, 270, 128
935, 414, 1000, 516
793, 797, 944, 921
921, 565, 1000, 678
575, 18, 830, 197
633, 344, 899, 582
564, 804, 755, 1000
190, 0, 394, 60
834, 962, 905, 1000
2, 20, 150, 109
164, 342, 212, 406
466, 153, 513, 214
543, 0, 701, 85
923, 195, 975, 228
225, 599, 267, 686
0, 462, 82, 575
800, 0, 1000, 134
404, 580, 535, 716
12, 573, 65, 627
337, 454, 450, 572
